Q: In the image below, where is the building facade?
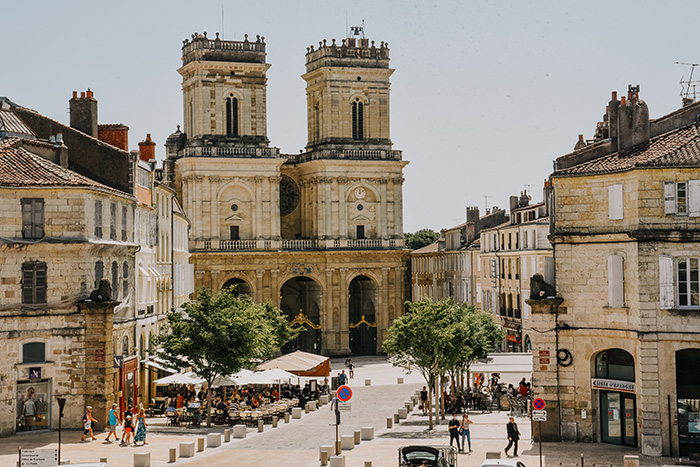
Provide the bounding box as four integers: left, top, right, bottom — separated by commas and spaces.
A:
530, 87, 700, 458
162, 33, 408, 356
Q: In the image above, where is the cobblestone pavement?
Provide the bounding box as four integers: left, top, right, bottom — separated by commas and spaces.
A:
0, 357, 680, 466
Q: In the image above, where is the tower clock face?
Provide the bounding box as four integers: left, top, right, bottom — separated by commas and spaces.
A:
279, 175, 300, 216
354, 187, 366, 199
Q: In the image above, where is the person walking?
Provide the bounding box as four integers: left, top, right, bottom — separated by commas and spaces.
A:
504, 416, 521, 456
448, 413, 461, 452
420, 386, 428, 415
460, 414, 473, 453
121, 406, 134, 445
105, 403, 121, 442
133, 408, 148, 446
347, 359, 354, 379
81, 406, 98, 441
338, 370, 347, 386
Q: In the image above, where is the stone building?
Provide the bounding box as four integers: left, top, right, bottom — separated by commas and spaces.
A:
529, 86, 700, 458
162, 32, 408, 355
479, 191, 552, 352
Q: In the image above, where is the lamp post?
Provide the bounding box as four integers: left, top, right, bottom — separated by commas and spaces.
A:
57, 397, 66, 465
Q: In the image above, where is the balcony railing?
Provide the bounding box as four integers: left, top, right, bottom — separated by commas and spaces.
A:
193, 238, 405, 251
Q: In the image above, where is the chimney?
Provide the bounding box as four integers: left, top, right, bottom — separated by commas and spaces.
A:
98, 124, 130, 151
138, 134, 156, 162
574, 134, 587, 150
69, 89, 98, 137
466, 206, 480, 224
608, 84, 649, 152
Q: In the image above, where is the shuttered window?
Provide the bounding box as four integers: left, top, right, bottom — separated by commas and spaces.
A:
689, 180, 700, 217
608, 254, 625, 307
21, 198, 44, 239
122, 261, 129, 298
94, 200, 103, 238
664, 181, 676, 215
608, 184, 624, 220
111, 261, 119, 299
21, 261, 47, 304
95, 260, 104, 288
110, 203, 117, 240
121, 205, 128, 241
659, 255, 674, 309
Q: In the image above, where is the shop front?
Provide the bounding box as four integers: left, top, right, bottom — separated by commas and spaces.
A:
16, 378, 51, 433
118, 356, 138, 412
593, 349, 637, 447
677, 349, 700, 457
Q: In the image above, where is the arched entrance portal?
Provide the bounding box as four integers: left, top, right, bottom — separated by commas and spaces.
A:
594, 349, 636, 447
222, 277, 251, 297
349, 275, 378, 355
280, 277, 322, 354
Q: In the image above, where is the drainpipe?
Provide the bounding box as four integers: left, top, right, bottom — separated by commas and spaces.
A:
171, 195, 175, 312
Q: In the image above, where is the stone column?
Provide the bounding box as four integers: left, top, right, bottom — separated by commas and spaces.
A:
338, 177, 348, 239
195, 270, 205, 290
270, 176, 281, 239
78, 300, 118, 428
254, 176, 263, 239
379, 178, 388, 238
210, 270, 220, 292
339, 268, 350, 352
210, 176, 220, 241
380, 267, 390, 349
392, 177, 405, 237
325, 178, 332, 239
639, 336, 662, 456
270, 269, 280, 308
256, 270, 265, 302
324, 268, 335, 353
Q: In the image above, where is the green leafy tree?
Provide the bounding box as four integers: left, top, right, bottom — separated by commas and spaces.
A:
404, 228, 439, 250
383, 298, 504, 429
156, 287, 297, 426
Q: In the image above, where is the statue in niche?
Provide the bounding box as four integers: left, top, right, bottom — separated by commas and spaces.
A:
529, 274, 556, 300
89, 279, 112, 302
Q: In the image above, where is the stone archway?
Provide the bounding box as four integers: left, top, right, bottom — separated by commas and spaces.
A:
280, 277, 322, 354
222, 277, 251, 297
349, 275, 378, 355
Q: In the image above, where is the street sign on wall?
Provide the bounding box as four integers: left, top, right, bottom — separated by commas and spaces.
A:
532, 410, 547, 421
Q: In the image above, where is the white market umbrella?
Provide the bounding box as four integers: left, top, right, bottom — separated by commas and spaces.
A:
153, 371, 205, 386
259, 368, 297, 382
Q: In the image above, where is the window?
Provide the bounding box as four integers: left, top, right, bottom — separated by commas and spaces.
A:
94, 199, 103, 238
21, 198, 44, 239
122, 336, 129, 356
22, 261, 47, 304
111, 261, 119, 299
110, 203, 117, 240
608, 254, 625, 307
677, 257, 699, 308
352, 99, 364, 141
226, 96, 239, 137
230, 225, 240, 240
95, 260, 104, 288
595, 349, 635, 382
137, 167, 150, 188
608, 184, 623, 220
665, 180, 700, 216
121, 205, 127, 241
356, 225, 365, 239
23, 342, 45, 364
122, 262, 129, 298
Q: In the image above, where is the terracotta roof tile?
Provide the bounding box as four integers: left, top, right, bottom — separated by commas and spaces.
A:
554, 124, 700, 177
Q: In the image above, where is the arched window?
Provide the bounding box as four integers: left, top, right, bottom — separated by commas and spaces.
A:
122, 262, 129, 298
95, 260, 104, 288
595, 349, 634, 381
122, 336, 129, 356
111, 261, 119, 299
352, 99, 364, 140
226, 95, 239, 137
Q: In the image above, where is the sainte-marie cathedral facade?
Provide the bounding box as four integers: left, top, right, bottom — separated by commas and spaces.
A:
161, 31, 409, 356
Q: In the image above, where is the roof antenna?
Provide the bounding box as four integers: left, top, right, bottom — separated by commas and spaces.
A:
675, 61, 700, 106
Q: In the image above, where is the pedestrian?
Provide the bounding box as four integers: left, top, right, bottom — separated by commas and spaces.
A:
121, 405, 134, 445
504, 416, 521, 456
420, 386, 428, 415
460, 414, 473, 453
347, 359, 354, 379
105, 403, 121, 442
448, 413, 461, 452
81, 406, 98, 442
133, 407, 148, 446
338, 370, 347, 386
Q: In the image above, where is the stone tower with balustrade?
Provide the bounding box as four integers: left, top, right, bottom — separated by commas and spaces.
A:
166, 31, 409, 356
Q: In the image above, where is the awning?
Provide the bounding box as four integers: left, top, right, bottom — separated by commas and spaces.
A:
142, 358, 177, 374
153, 371, 204, 386
257, 350, 331, 377
469, 352, 533, 385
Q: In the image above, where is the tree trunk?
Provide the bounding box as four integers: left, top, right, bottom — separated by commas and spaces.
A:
206, 382, 213, 427
428, 381, 434, 430
434, 377, 440, 425
440, 375, 445, 420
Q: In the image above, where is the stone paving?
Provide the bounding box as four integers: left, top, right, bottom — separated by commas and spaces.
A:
0, 357, 681, 467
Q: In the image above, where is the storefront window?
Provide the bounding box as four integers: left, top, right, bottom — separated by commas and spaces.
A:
596, 348, 635, 381
677, 349, 700, 457
16, 379, 51, 432
595, 349, 636, 447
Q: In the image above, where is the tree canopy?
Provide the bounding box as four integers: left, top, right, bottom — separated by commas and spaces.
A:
404, 228, 439, 250
156, 286, 297, 425
383, 298, 504, 428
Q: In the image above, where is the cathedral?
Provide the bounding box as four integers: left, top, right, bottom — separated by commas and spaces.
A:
162, 31, 409, 356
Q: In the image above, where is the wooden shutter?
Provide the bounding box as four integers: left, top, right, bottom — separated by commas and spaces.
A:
659, 255, 674, 309
35, 262, 47, 303
609, 184, 624, 220
664, 181, 677, 215
608, 254, 624, 307
22, 199, 33, 238
689, 180, 700, 217
21, 262, 46, 304
21, 262, 34, 304
33, 199, 44, 238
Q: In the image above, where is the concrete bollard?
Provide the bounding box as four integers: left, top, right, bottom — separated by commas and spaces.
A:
354, 430, 361, 445
365, 379, 371, 386
168, 448, 176, 463
320, 445, 334, 460
394, 413, 400, 424
309, 400, 317, 411
207, 433, 222, 448
197, 437, 205, 452
411, 395, 419, 404
233, 424, 247, 438
486, 451, 501, 459
224, 429, 231, 442
305, 403, 310, 414
624, 455, 640, 467
258, 419, 264, 432
284, 412, 290, 423
133, 452, 151, 467
387, 417, 393, 428
405, 402, 413, 412
361, 426, 374, 440
397, 377, 404, 384
272, 415, 278, 427
320, 394, 330, 405
179, 442, 195, 458
321, 450, 329, 466
341, 434, 355, 450
330, 456, 346, 467
398, 407, 408, 419
292, 407, 303, 419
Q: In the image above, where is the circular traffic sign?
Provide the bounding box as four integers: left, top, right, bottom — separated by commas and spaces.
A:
337, 385, 353, 402
533, 398, 546, 410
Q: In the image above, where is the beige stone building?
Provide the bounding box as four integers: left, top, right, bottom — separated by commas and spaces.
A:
162, 32, 408, 355
530, 87, 700, 458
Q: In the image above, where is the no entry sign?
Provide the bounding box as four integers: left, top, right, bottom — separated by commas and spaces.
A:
337, 385, 353, 402
533, 398, 546, 410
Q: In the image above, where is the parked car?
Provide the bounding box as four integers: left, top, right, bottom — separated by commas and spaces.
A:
480, 459, 526, 467
398, 445, 457, 467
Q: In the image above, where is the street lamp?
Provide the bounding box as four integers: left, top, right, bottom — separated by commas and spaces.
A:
57, 397, 66, 465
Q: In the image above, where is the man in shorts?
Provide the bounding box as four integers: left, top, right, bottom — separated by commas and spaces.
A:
121, 405, 134, 445
105, 403, 121, 442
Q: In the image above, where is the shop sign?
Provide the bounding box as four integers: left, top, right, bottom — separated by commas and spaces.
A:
506, 335, 521, 343
29, 367, 41, 380
592, 378, 636, 393
503, 321, 520, 330
20, 448, 58, 467
95, 348, 105, 362
538, 350, 550, 357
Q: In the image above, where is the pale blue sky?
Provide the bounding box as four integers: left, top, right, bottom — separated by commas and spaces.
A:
4, 1, 699, 232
